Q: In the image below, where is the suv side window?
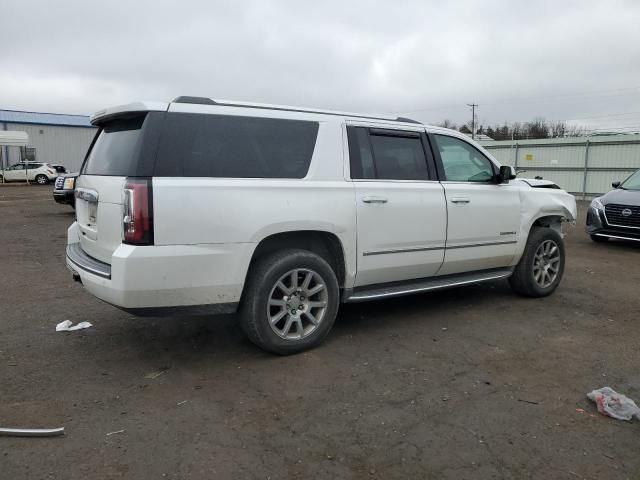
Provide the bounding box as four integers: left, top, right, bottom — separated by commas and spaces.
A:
433, 134, 495, 182
347, 126, 430, 180
155, 113, 319, 178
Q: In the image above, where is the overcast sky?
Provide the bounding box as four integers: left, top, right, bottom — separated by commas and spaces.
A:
2, 0, 640, 132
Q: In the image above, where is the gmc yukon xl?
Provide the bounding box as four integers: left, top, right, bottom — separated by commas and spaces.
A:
66, 96, 577, 354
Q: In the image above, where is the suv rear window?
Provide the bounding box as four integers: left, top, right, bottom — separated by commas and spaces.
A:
82, 116, 145, 176
154, 113, 319, 178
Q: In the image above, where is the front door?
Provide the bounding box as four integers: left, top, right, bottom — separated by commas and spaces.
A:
431, 133, 521, 275
4, 164, 26, 182
348, 125, 447, 287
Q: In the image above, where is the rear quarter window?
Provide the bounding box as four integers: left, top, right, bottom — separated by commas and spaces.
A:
154, 113, 319, 178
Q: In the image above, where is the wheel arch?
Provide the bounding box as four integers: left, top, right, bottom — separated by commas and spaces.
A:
246, 230, 347, 289
531, 215, 565, 236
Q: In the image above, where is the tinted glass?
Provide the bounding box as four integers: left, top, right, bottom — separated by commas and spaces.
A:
26, 163, 43, 169
82, 116, 145, 176
347, 127, 376, 179
154, 113, 319, 178
434, 134, 495, 182
369, 133, 428, 180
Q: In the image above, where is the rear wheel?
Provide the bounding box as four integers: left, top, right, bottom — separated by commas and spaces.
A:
590, 234, 608, 243
239, 249, 339, 355
509, 227, 565, 297
35, 174, 49, 185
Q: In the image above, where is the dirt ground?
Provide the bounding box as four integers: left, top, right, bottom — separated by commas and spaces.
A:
1, 185, 639, 480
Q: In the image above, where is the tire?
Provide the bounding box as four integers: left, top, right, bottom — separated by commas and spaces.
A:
35, 174, 49, 185
239, 248, 340, 355
590, 234, 608, 243
509, 227, 566, 297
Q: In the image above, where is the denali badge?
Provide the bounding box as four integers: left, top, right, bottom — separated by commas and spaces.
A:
622, 208, 633, 217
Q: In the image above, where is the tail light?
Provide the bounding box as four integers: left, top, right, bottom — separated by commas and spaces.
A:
123, 178, 154, 245
47, 168, 56, 174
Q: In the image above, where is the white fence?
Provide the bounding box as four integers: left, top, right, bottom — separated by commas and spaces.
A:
480, 134, 640, 197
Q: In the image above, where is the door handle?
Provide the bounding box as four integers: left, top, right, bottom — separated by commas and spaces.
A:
450, 197, 470, 204
362, 196, 388, 204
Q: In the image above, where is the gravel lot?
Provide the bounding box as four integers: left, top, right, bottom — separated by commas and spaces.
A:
1, 185, 639, 479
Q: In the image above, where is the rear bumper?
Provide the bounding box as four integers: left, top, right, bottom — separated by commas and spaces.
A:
585, 207, 640, 242
67, 243, 111, 278
66, 222, 254, 314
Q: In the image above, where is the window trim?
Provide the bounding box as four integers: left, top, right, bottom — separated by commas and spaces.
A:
346, 125, 438, 182
429, 132, 499, 184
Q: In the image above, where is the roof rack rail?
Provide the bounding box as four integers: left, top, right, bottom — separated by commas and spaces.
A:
170, 96, 422, 125
395, 116, 421, 124
172, 96, 217, 105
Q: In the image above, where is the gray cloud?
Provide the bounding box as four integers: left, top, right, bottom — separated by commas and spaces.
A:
2, 0, 640, 132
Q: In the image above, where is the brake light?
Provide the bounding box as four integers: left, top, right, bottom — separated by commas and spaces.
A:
123, 178, 154, 245
47, 169, 56, 174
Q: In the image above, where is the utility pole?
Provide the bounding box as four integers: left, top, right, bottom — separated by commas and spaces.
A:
467, 103, 478, 139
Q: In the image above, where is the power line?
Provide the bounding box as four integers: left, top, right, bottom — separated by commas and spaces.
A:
424, 111, 640, 130
392, 85, 640, 115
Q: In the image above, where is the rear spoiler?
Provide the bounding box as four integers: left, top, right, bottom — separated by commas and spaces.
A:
90, 101, 169, 126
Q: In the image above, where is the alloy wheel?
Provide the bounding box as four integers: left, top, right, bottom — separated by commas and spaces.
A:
532, 239, 561, 288
267, 268, 328, 340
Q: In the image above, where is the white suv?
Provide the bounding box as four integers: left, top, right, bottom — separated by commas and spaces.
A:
1, 162, 59, 184
66, 96, 576, 354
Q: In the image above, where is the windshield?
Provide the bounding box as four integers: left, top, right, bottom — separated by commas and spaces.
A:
621, 169, 640, 190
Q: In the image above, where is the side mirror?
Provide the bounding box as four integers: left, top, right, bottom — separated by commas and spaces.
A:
612, 181, 621, 188
498, 165, 516, 183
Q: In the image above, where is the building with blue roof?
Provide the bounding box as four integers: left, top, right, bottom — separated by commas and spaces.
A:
1, 109, 97, 172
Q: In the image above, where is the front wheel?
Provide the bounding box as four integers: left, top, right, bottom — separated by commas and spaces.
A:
239, 249, 340, 355
509, 227, 566, 297
35, 174, 49, 185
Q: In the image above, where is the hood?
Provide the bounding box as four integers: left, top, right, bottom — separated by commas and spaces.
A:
516, 178, 560, 189
600, 188, 640, 207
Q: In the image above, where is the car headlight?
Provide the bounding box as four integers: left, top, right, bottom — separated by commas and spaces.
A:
590, 197, 604, 210
63, 177, 75, 190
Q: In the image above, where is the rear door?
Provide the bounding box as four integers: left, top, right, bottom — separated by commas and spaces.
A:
348, 125, 447, 287
75, 114, 161, 263
25, 163, 43, 181
431, 133, 521, 275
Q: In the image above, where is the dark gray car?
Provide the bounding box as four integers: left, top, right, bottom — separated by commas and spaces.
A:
586, 169, 640, 243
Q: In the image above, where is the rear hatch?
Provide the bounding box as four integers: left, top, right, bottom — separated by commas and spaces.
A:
75, 113, 161, 264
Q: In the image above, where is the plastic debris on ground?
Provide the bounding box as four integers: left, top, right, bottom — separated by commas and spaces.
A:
587, 387, 640, 421
56, 320, 93, 332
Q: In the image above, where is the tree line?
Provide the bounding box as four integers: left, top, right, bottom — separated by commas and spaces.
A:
436, 118, 588, 140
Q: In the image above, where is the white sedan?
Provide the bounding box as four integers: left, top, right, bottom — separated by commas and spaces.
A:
1, 162, 59, 184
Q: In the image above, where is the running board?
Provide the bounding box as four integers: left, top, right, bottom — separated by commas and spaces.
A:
343, 267, 514, 303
